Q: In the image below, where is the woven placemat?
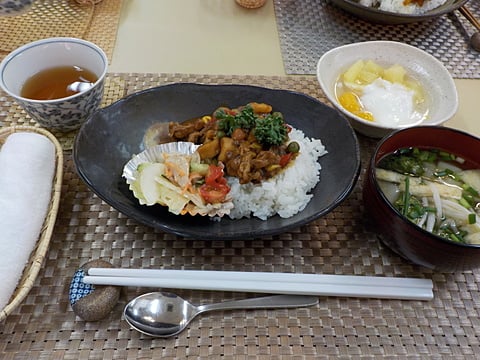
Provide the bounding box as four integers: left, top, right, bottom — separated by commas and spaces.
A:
274, 0, 480, 79
1, 75, 126, 150
1, 73, 480, 359
0, 0, 123, 62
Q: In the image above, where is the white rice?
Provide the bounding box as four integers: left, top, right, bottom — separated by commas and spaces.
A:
226, 128, 327, 220
358, 0, 447, 14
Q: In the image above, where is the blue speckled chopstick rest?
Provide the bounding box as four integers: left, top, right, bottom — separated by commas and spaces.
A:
69, 269, 95, 305
69, 259, 121, 321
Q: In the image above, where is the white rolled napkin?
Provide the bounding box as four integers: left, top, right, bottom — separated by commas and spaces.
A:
0, 132, 56, 311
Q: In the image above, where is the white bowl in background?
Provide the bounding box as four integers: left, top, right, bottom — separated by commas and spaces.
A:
316, 41, 458, 138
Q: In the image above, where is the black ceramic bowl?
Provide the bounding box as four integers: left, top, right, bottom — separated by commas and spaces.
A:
330, 0, 468, 24
74, 83, 361, 240
364, 126, 480, 271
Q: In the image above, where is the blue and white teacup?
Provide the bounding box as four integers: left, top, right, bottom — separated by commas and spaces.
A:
0, 37, 108, 132
0, 0, 35, 16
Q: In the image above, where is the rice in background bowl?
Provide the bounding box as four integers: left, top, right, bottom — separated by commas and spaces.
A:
329, 0, 468, 24
358, 0, 448, 14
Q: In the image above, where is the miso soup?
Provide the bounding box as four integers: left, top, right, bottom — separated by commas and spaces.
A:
376, 147, 480, 244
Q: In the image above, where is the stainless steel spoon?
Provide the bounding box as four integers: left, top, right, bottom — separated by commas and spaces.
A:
123, 292, 319, 337
458, 5, 480, 52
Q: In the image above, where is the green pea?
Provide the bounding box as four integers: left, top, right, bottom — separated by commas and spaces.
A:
287, 141, 300, 153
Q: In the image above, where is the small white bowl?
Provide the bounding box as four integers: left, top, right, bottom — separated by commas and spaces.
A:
316, 41, 458, 138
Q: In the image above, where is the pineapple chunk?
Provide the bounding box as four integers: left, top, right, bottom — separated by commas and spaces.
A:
358, 70, 380, 84
384, 64, 407, 84
343, 60, 365, 84
363, 60, 384, 77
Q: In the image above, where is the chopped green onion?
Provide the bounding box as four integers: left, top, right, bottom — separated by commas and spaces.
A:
434, 170, 448, 177
464, 185, 479, 197
403, 177, 410, 217
435, 168, 458, 179
439, 151, 455, 161
427, 152, 437, 162
459, 197, 471, 209
440, 227, 465, 243
409, 210, 423, 219
462, 192, 479, 208
449, 232, 463, 243
468, 213, 476, 224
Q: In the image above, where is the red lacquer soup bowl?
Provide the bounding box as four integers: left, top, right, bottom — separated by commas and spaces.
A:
363, 126, 480, 271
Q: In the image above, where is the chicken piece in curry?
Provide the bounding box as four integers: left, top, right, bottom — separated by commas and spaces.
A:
168, 102, 300, 184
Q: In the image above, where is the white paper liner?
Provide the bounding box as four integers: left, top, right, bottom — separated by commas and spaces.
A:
123, 141, 199, 183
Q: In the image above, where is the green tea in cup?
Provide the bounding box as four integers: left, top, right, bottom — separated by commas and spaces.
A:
0, 37, 108, 132
20, 65, 98, 100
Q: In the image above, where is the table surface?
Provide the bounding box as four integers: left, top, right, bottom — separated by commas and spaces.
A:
2, 1, 480, 359
110, 0, 480, 137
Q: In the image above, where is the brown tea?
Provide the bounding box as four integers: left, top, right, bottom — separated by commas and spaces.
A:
20, 65, 98, 100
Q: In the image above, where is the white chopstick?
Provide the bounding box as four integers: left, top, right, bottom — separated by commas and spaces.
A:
88, 268, 432, 288
83, 268, 433, 301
